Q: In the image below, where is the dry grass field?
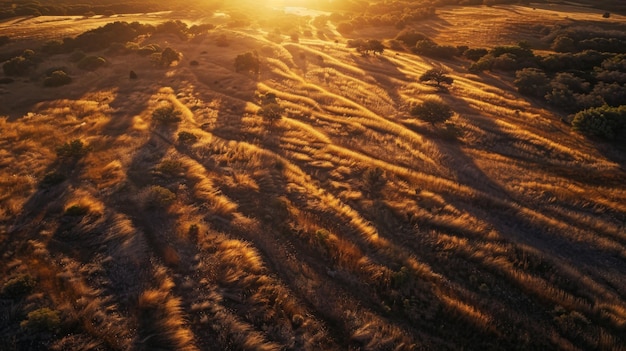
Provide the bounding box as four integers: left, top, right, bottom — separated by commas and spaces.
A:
1, 2, 625, 350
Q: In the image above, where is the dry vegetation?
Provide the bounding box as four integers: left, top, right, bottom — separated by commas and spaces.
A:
1, 2, 625, 350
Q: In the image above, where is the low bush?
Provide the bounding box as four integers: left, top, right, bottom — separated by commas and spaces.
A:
1, 274, 36, 299
43, 70, 72, 87
77, 55, 106, 71
178, 131, 198, 144
20, 308, 61, 333
410, 99, 454, 125
56, 139, 88, 158
145, 186, 176, 208
572, 105, 626, 140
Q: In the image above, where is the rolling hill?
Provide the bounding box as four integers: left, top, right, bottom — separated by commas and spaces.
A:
1, 3, 625, 350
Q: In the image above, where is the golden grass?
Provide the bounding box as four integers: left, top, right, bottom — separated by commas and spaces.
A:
1, 4, 625, 350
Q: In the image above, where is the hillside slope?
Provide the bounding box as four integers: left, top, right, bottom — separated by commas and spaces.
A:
1, 5, 625, 351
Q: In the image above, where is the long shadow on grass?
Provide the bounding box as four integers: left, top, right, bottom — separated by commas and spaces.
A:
416, 86, 626, 349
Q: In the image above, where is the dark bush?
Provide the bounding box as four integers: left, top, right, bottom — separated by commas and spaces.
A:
145, 185, 176, 208
259, 102, 284, 127
129, 70, 138, 79
3, 55, 34, 76
395, 29, 429, 47
56, 139, 88, 158
235, 51, 260, 74
413, 40, 457, 59
43, 70, 72, 87
178, 131, 198, 144
20, 308, 61, 333
572, 105, 626, 140
514, 68, 550, 97
77, 55, 106, 71
463, 48, 489, 61
64, 205, 89, 216
552, 36, 576, 53
1, 274, 36, 299
411, 99, 454, 125
159, 47, 181, 66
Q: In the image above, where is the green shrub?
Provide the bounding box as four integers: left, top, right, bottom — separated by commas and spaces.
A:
1, 274, 36, 298
152, 105, 182, 124
77, 55, 106, 71
410, 99, 454, 125
20, 308, 61, 333
572, 105, 626, 140
43, 70, 72, 87
463, 48, 488, 61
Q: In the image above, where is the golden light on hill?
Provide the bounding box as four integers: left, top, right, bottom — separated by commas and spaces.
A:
0, 1, 625, 350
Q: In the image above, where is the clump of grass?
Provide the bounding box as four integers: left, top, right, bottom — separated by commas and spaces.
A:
152, 105, 182, 124
156, 159, 185, 177
144, 185, 176, 208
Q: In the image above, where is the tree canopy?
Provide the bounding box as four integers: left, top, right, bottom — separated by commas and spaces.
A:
419, 68, 454, 87
410, 99, 454, 125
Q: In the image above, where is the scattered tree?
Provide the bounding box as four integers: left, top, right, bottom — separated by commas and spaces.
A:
419, 68, 453, 87
411, 99, 454, 125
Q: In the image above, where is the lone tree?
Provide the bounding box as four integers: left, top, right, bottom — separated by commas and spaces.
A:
411, 99, 454, 125
419, 68, 453, 87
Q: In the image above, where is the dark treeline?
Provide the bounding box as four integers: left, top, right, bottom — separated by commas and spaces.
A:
0, 0, 221, 20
